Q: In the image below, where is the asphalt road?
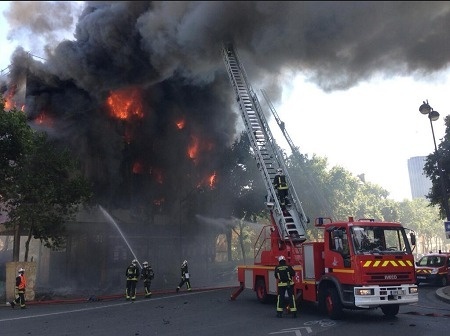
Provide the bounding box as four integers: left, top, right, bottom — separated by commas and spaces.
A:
1, 286, 449, 336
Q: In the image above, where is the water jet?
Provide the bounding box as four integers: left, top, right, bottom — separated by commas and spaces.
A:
99, 205, 141, 268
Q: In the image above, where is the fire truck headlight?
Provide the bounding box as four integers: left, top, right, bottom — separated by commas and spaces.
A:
430, 269, 438, 274
409, 287, 418, 294
355, 288, 374, 296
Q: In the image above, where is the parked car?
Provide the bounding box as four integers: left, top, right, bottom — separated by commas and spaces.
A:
415, 252, 450, 287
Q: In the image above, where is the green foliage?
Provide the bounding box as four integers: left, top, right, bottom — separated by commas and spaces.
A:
397, 198, 444, 253
0, 102, 34, 186
0, 97, 92, 259
423, 115, 450, 219
215, 131, 267, 221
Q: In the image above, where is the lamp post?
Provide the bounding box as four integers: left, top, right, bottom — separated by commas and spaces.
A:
419, 99, 450, 220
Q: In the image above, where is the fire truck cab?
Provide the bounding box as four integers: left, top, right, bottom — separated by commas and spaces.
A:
315, 217, 418, 318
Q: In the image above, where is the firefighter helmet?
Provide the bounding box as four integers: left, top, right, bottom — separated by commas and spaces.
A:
143, 261, 148, 267
132, 259, 138, 265
278, 256, 285, 261
182, 260, 188, 267
277, 168, 282, 174
18, 268, 25, 273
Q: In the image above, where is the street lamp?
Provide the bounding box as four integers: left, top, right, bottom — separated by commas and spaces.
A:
419, 99, 450, 220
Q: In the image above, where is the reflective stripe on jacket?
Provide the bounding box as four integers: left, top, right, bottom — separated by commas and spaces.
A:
17, 274, 26, 290
274, 264, 295, 286
126, 265, 139, 280
273, 175, 288, 190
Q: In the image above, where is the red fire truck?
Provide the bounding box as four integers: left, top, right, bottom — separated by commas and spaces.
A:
230, 217, 418, 319
222, 43, 419, 319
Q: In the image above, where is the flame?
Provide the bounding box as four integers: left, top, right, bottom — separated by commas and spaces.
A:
3, 85, 18, 111
34, 112, 53, 127
106, 87, 144, 120
4, 99, 13, 110
132, 161, 143, 174
187, 135, 199, 159
196, 172, 218, 190
208, 171, 217, 188
176, 118, 185, 129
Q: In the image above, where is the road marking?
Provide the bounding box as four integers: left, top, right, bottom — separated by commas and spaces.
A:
269, 326, 312, 335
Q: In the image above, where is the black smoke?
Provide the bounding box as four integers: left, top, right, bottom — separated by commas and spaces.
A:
3, 1, 450, 210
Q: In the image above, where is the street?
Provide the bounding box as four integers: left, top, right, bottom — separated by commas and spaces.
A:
1, 285, 449, 336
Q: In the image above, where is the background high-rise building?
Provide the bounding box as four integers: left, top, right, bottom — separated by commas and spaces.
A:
408, 156, 432, 199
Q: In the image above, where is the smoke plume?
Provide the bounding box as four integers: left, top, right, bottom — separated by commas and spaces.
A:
3, 1, 450, 210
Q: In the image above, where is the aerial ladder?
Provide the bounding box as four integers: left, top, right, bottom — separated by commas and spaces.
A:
260, 89, 336, 220
222, 43, 308, 243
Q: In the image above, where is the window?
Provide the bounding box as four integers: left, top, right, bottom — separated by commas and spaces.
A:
351, 226, 411, 254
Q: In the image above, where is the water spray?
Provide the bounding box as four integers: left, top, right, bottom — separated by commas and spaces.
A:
99, 205, 142, 268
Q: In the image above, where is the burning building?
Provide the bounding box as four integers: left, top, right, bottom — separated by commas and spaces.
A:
2, 1, 450, 296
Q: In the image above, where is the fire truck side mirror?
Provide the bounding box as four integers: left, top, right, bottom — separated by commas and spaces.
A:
410, 232, 416, 246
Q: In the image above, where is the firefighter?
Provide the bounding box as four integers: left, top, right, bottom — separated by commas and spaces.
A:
273, 168, 290, 207
274, 256, 297, 318
176, 260, 191, 292
125, 259, 140, 301
10, 267, 26, 309
140, 261, 154, 298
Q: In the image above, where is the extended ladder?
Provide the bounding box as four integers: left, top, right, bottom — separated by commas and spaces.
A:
222, 43, 307, 243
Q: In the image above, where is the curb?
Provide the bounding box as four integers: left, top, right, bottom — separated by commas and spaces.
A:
435, 286, 450, 304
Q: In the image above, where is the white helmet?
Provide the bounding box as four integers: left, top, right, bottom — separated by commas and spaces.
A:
18, 268, 25, 273
132, 259, 138, 265
182, 260, 188, 267
278, 256, 285, 261
277, 168, 282, 174
143, 261, 148, 267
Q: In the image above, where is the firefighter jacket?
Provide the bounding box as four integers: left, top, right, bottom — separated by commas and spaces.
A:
273, 174, 288, 190
16, 274, 26, 291
141, 266, 154, 281
181, 264, 189, 278
125, 264, 140, 281
274, 261, 295, 287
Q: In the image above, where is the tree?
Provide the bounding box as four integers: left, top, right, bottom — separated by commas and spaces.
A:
0, 99, 34, 185
423, 115, 450, 219
211, 131, 268, 261
397, 198, 443, 254
0, 97, 92, 261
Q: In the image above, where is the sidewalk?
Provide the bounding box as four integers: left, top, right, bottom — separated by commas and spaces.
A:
435, 286, 450, 304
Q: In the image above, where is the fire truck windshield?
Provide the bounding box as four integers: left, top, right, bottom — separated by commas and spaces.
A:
351, 226, 411, 254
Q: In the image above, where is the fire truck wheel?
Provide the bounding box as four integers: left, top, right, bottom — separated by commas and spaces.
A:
255, 278, 269, 303
380, 304, 399, 318
324, 288, 344, 320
